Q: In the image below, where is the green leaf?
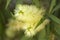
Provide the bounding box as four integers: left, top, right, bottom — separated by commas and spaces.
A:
5, 0, 12, 9
52, 4, 60, 13
38, 29, 47, 40
16, 0, 23, 4
48, 14, 60, 24
0, 23, 3, 40
46, 24, 51, 40
0, 11, 5, 24
0, 12, 5, 40
49, 0, 56, 14
21, 36, 32, 40
53, 22, 60, 39
0, 0, 7, 10
32, 0, 40, 7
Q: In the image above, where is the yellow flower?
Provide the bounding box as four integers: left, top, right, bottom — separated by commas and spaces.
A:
6, 4, 46, 37
6, 19, 25, 31
6, 19, 24, 37
24, 19, 50, 37
14, 4, 45, 30
24, 28, 35, 37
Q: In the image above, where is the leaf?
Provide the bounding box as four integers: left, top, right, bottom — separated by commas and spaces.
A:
0, 11, 6, 24
20, 36, 32, 40
49, 0, 56, 14
38, 29, 47, 40
16, 0, 23, 4
52, 4, 60, 13
0, 0, 7, 10
0, 12, 5, 40
32, 0, 40, 7
5, 0, 12, 9
48, 14, 60, 24
0, 23, 3, 35
0, 23, 3, 40
46, 24, 51, 40
53, 22, 60, 40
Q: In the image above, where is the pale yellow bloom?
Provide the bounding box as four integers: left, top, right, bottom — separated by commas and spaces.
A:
6, 19, 24, 31
24, 28, 35, 37
6, 19, 24, 37
14, 4, 45, 30
6, 4, 46, 37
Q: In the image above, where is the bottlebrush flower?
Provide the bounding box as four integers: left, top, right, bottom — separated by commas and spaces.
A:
14, 4, 45, 30
6, 4, 47, 37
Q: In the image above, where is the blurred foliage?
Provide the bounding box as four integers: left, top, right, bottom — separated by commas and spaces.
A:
0, 0, 60, 40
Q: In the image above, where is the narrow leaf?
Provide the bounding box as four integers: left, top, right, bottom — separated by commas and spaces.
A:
52, 4, 60, 13
32, 0, 40, 7
49, 0, 56, 14
48, 14, 60, 24
5, 0, 11, 9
